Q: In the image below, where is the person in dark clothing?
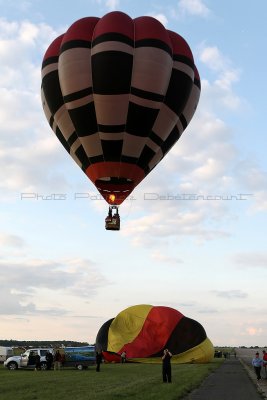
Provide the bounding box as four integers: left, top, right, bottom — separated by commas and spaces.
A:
35, 353, 41, 371
28, 350, 36, 366
162, 348, 172, 383
45, 351, 53, 370
54, 350, 62, 370
96, 351, 103, 372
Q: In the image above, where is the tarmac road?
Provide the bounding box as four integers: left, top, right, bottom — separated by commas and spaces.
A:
183, 358, 265, 400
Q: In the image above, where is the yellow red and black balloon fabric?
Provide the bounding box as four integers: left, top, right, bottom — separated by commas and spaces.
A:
41, 11, 200, 205
96, 304, 214, 363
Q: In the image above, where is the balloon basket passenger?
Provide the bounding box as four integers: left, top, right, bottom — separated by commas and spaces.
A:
105, 206, 120, 231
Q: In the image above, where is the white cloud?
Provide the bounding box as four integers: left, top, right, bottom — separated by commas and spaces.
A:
18, 20, 39, 44
0, 19, 71, 197
0, 287, 36, 315
212, 290, 248, 299
0, 257, 109, 316
199, 46, 242, 111
178, 0, 210, 17
233, 252, 267, 268
149, 13, 168, 26
151, 250, 183, 265
0, 233, 26, 247
191, 157, 225, 181
249, 190, 267, 212
234, 159, 267, 191
0, 287, 66, 316
200, 46, 227, 72
105, 0, 120, 11
123, 201, 231, 246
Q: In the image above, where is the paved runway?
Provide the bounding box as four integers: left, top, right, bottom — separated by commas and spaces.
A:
183, 359, 266, 400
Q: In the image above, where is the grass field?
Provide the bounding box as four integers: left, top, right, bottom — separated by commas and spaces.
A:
0, 359, 223, 400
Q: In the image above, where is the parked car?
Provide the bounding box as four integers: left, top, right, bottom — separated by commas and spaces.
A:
4, 348, 54, 370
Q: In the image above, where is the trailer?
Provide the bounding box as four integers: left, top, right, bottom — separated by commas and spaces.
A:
63, 345, 95, 370
0, 346, 14, 362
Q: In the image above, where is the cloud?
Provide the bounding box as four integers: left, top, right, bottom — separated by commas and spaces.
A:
230, 159, 267, 213
197, 307, 218, 314
151, 250, 183, 265
0, 257, 109, 316
200, 46, 229, 73
123, 203, 231, 246
234, 159, 267, 191
212, 290, 248, 299
0, 18, 60, 77
191, 157, 226, 181
0, 286, 67, 316
178, 0, 210, 17
199, 45, 242, 111
0, 258, 108, 293
0, 19, 71, 197
233, 253, 267, 268
249, 191, 267, 212
149, 13, 168, 26
0, 233, 26, 248
105, 0, 120, 11
200, 46, 241, 91
245, 327, 263, 337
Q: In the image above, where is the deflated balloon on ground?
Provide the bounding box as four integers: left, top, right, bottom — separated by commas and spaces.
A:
96, 304, 214, 363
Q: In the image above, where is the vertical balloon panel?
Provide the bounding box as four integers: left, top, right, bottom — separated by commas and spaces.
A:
59, 17, 102, 167
41, 35, 88, 171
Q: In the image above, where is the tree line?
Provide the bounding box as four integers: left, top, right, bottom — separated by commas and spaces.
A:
0, 340, 90, 348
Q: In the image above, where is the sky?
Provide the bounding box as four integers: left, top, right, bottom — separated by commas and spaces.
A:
0, 0, 267, 347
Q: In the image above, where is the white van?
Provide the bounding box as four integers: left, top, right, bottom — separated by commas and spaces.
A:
4, 348, 53, 370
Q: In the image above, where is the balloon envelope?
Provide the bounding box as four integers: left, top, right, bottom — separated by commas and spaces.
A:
96, 304, 213, 363
41, 11, 200, 205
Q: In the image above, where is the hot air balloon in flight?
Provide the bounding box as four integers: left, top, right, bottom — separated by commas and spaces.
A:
41, 11, 201, 230
95, 305, 214, 363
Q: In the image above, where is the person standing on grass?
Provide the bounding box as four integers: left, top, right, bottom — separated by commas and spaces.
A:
252, 352, 263, 380
34, 352, 41, 371
162, 349, 172, 383
46, 351, 53, 370
121, 351, 127, 363
54, 350, 62, 370
96, 350, 103, 372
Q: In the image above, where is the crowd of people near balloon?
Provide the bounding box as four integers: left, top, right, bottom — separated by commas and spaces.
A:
30, 345, 267, 386
31, 346, 173, 383
33, 350, 65, 371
